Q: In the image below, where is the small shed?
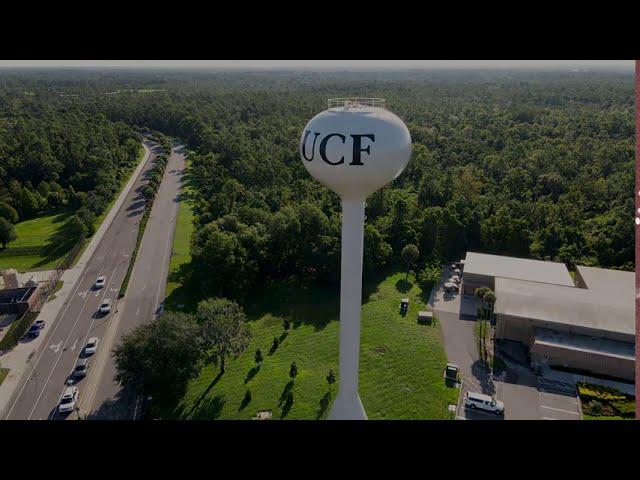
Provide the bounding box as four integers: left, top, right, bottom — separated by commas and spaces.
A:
417, 311, 433, 325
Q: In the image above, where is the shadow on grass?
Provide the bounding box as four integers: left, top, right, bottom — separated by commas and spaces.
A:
244, 365, 260, 384
316, 391, 331, 420
32, 211, 81, 269
191, 395, 226, 420
239, 390, 252, 411
280, 391, 294, 419
184, 369, 224, 419
163, 262, 199, 314
244, 277, 339, 332
278, 380, 294, 407
395, 279, 413, 293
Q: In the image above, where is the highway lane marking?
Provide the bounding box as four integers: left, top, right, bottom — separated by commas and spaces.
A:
36, 240, 125, 419
540, 405, 580, 415
542, 417, 558, 420
49, 264, 121, 420
82, 249, 147, 415
5, 257, 108, 419
49, 342, 61, 354
70, 338, 78, 351
82, 145, 184, 419
83, 146, 184, 419
78, 291, 88, 299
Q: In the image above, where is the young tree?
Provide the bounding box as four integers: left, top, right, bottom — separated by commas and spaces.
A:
197, 297, 252, 373
326, 369, 336, 394
0, 218, 17, 249
254, 348, 263, 364
401, 244, 420, 281
289, 361, 298, 380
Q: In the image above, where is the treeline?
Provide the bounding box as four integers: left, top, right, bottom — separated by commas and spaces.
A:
0, 87, 143, 246
5, 70, 632, 300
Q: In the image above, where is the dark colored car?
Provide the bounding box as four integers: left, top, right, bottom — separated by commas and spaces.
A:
27, 320, 45, 338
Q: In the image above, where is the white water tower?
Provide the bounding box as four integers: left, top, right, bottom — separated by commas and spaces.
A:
300, 98, 412, 420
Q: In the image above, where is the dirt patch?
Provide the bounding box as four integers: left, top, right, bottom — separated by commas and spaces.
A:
373, 346, 388, 355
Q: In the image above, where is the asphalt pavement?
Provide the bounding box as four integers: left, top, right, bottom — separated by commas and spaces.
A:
82, 143, 186, 420
3, 140, 181, 420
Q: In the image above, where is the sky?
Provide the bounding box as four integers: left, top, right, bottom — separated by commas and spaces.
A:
0, 60, 633, 70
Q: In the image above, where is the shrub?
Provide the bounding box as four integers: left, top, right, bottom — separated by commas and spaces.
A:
611, 400, 636, 418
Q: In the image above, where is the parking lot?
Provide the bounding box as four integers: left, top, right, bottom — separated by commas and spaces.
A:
457, 372, 582, 420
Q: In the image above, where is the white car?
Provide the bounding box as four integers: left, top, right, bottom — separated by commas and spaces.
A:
94, 276, 107, 289
98, 299, 112, 314
84, 337, 99, 355
58, 386, 79, 413
464, 391, 504, 415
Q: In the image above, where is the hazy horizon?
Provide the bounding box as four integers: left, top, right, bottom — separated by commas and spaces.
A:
0, 60, 634, 71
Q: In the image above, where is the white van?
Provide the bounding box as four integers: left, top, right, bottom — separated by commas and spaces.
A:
464, 391, 504, 415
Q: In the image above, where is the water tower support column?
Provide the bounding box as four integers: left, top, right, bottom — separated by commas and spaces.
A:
328, 199, 368, 420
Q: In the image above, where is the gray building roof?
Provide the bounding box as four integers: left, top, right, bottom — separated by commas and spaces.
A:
495, 266, 635, 337
464, 252, 574, 286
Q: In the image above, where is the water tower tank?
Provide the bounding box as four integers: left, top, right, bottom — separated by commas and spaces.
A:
300, 98, 411, 200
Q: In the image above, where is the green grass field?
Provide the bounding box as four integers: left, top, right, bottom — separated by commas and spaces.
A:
159, 158, 456, 420
164, 173, 194, 310
160, 267, 457, 420
0, 210, 78, 272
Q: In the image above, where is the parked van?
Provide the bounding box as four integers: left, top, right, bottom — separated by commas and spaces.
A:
464, 391, 504, 415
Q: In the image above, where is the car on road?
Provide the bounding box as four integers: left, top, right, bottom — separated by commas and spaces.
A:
464, 391, 504, 415
84, 337, 99, 355
58, 386, 79, 413
72, 358, 89, 378
94, 275, 107, 289
27, 321, 45, 338
98, 299, 112, 314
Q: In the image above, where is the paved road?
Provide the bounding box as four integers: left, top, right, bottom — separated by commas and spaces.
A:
5, 140, 162, 420
82, 144, 186, 420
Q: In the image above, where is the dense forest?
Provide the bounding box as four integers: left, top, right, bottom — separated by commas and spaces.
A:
0, 82, 142, 245
0, 69, 634, 301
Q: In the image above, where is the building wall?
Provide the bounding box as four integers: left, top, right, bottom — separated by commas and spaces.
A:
462, 273, 494, 296
495, 314, 635, 345
530, 342, 635, 381
496, 314, 636, 381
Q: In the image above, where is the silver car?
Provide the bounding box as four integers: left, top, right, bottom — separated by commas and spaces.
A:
98, 299, 112, 314
94, 275, 107, 289
73, 358, 89, 378
84, 337, 99, 355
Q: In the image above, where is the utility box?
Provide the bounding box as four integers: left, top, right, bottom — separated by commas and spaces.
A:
400, 298, 409, 314
444, 363, 460, 382
417, 311, 433, 325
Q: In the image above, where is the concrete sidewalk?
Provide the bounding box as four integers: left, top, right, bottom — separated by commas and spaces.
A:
0, 143, 151, 418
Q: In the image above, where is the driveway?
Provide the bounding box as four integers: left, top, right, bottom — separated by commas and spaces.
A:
431, 265, 582, 421
429, 265, 482, 379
